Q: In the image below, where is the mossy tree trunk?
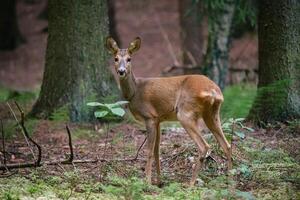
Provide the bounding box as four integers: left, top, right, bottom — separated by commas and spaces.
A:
30, 0, 119, 122
203, 0, 235, 90
179, 0, 204, 66
248, 0, 300, 123
0, 0, 25, 51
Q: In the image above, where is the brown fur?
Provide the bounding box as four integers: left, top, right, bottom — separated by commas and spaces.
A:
106, 37, 232, 186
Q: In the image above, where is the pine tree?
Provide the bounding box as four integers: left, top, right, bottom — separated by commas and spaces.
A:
30, 0, 118, 122
248, 0, 300, 123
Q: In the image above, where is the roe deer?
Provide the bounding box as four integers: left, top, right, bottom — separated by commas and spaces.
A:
105, 37, 232, 186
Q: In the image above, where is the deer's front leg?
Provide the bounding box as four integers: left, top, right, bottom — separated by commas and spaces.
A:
145, 119, 158, 184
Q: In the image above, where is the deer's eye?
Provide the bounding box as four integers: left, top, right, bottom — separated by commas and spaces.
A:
127, 58, 131, 62
114, 57, 119, 62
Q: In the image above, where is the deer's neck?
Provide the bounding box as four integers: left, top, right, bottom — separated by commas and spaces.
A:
120, 71, 137, 101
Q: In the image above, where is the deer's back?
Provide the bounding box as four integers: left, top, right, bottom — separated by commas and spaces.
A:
129, 75, 223, 121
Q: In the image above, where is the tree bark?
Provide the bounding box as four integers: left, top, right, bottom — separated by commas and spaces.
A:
203, 0, 235, 90
248, 0, 300, 123
30, 0, 119, 122
179, 0, 204, 66
0, 0, 25, 51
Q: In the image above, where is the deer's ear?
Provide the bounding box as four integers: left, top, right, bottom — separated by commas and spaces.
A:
128, 37, 141, 54
106, 37, 119, 55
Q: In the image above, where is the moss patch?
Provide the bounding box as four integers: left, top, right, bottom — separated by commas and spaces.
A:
221, 84, 257, 119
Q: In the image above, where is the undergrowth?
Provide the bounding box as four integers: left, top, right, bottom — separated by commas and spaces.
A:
1, 123, 299, 200
1, 85, 299, 200
0, 86, 38, 104
221, 84, 256, 119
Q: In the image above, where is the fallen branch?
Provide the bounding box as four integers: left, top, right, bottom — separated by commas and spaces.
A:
0, 122, 146, 171
15, 101, 42, 166
0, 103, 149, 171
7, 102, 36, 160
0, 162, 38, 170
0, 171, 17, 178
0, 156, 147, 171
45, 157, 146, 165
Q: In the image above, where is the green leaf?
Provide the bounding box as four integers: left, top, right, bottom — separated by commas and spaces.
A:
87, 102, 105, 107
94, 111, 109, 118
243, 126, 255, 132
114, 101, 129, 106
222, 122, 231, 131
110, 107, 125, 117
234, 131, 245, 139
106, 101, 129, 109
104, 103, 115, 109
228, 118, 234, 123
235, 118, 245, 122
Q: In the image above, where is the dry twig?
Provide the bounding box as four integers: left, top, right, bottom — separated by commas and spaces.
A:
15, 101, 42, 166
61, 125, 74, 164
0, 107, 147, 171
6, 102, 36, 159
133, 135, 147, 160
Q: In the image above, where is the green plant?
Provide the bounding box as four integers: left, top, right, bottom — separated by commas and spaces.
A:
49, 106, 69, 122
237, 164, 252, 179
222, 118, 254, 139
0, 86, 39, 103
2, 191, 19, 200
102, 176, 154, 200
87, 101, 128, 121
0, 87, 10, 102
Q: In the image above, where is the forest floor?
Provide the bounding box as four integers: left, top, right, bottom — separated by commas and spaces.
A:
0, 101, 299, 199
0, 0, 299, 200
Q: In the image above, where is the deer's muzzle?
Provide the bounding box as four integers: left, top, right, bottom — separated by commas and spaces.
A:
118, 59, 127, 77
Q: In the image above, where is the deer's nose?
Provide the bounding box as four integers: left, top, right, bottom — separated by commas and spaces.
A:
118, 60, 126, 76
118, 69, 126, 76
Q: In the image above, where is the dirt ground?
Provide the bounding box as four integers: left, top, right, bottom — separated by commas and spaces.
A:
0, 116, 299, 198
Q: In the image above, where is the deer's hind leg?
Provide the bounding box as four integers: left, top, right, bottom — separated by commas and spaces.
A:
177, 109, 210, 186
203, 102, 232, 170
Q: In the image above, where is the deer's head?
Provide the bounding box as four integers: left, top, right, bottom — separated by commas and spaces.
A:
106, 37, 141, 79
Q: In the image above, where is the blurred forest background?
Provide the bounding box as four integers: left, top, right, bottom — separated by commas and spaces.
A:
0, 0, 299, 199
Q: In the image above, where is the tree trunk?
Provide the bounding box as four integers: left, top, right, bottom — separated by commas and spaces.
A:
248, 0, 300, 123
38, 2, 48, 20
30, 0, 119, 122
108, 0, 120, 45
179, 0, 204, 66
0, 0, 25, 50
203, 0, 235, 90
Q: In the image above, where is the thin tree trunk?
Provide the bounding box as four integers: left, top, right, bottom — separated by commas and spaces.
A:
179, 0, 204, 66
204, 0, 235, 90
30, 0, 118, 122
0, 0, 25, 51
108, 0, 120, 45
38, 2, 48, 20
248, 0, 300, 123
